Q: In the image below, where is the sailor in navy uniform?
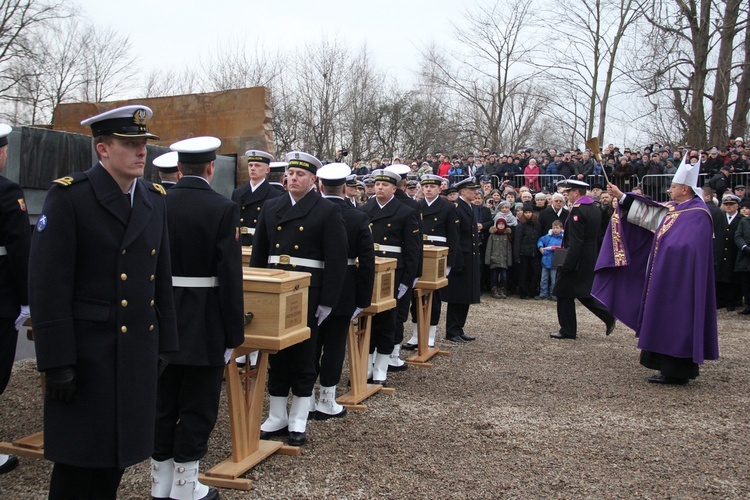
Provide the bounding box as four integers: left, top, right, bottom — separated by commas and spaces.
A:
231, 150, 283, 246
345, 174, 360, 207
152, 151, 180, 190
250, 151, 348, 446
404, 174, 460, 349
359, 169, 421, 384
0, 123, 31, 476
150, 137, 244, 500
29, 105, 178, 499
441, 177, 482, 343
268, 161, 287, 193
312, 163, 375, 419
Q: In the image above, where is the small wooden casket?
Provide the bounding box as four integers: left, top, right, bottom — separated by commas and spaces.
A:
241, 268, 311, 351
363, 257, 398, 314
416, 245, 449, 290
241, 246, 252, 266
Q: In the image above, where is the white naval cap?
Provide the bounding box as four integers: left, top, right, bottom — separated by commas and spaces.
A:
385, 163, 411, 179
285, 151, 322, 174
80, 105, 159, 140
152, 151, 179, 173
556, 179, 590, 190
453, 177, 480, 190
269, 161, 288, 172
245, 150, 274, 164
0, 124, 11, 147
317, 162, 351, 186
371, 169, 400, 185
170, 136, 221, 163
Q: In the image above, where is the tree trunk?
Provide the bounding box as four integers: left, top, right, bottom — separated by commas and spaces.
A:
730, 5, 750, 140
709, 0, 741, 147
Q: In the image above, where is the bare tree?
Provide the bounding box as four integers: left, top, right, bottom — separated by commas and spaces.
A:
730, 1, 750, 140
79, 24, 137, 102
201, 37, 281, 92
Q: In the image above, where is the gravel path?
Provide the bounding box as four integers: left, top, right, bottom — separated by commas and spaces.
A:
1, 297, 748, 498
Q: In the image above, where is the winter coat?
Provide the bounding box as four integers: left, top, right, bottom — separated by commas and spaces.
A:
513, 219, 541, 261
537, 230, 564, 269
734, 216, 750, 273
485, 227, 513, 269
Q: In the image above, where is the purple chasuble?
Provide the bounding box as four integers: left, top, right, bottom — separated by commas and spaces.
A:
592, 194, 718, 363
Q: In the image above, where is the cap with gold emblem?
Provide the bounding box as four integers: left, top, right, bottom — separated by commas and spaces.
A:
285, 151, 322, 174
152, 151, 179, 173
0, 123, 11, 147
170, 136, 221, 163
245, 150, 274, 164
80, 105, 159, 140
345, 174, 359, 187
420, 174, 443, 186
371, 169, 400, 185
453, 177, 480, 190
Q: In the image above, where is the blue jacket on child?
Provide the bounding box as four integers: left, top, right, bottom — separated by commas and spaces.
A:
537, 230, 564, 269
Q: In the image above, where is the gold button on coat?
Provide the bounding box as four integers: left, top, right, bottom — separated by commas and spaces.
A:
121, 300, 127, 307
299, 226, 304, 231
149, 325, 155, 331
151, 249, 156, 255
277, 226, 282, 231
150, 300, 155, 307
121, 326, 127, 333
120, 273, 127, 281
150, 275, 155, 281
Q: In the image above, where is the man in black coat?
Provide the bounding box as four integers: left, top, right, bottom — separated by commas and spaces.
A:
29, 105, 178, 499
404, 174, 460, 349
150, 137, 245, 500
441, 178, 482, 343
713, 195, 742, 310
251, 151, 348, 446
313, 163, 375, 419
0, 123, 30, 475
551, 180, 615, 340
359, 169, 421, 384
231, 150, 283, 246
538, 192, 569, 234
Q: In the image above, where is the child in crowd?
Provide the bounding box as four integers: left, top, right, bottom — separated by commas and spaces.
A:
513, 203, 541, 299
485, 218, 513, 298
536, 220, 564, 300
493, 200, 518, 227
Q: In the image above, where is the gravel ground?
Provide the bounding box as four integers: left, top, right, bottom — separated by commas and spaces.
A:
1, 296, 748, 498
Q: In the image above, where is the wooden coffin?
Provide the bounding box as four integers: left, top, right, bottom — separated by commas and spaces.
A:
415, 245, 449, 290
363, 257, 397, 314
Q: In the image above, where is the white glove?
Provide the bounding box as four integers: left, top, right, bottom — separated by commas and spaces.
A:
351, 307, 363, 322
15, 305, 30, 331
446, 266, 451, 277
315, 305, 332, 326
223, 348, 233, 365
397, 284, 409, 299
413, 277, 420, 288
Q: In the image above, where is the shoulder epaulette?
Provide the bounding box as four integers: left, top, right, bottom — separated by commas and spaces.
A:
572, 202, 581, 207
147, 182, 167, 195
52, 173, 85, 187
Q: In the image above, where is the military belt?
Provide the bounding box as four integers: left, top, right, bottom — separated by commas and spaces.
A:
424, 235, 447, 243
240, 227, 256, 235
268, 255, 325, 269
172, 276, 220, 287
0, 246, 6, 256
373, 244, 401, 253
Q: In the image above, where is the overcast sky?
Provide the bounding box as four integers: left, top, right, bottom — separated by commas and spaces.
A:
74, 0, 469, 78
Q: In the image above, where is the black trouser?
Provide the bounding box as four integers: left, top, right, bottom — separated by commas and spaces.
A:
518, 255, 541, 298
153, 364, 224, 462
446, 303, 470, 339
49, 463, 124, 500
741, 272, 750, 307
556, 296, 614, 338
268, 288, 320, 397
315, 314, 350, 386
409, 289, 442, 327
0, 318, 18, 394
716, 281, 742, 308
370, 269, 403, 355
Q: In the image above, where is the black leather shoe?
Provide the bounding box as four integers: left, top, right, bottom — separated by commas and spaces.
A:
259, 426, 288, 439
549, 332, 574, 339
460, 334, 476, 341
401, 343, 418, 351
287, 431, 306, 446
727, 306, 736, 312
647, 374, 688, 385
387, 362, 409, 372
202, 488, 220, 500
316, 407, 347, 421
739, 308, 750, 315
446, 336, 466, 343
605, 319, 616, 336
0, 455, 18, 474
308, 411, 317, 420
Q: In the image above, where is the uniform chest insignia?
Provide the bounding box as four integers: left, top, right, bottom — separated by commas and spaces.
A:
18, 198, 27, 212
573, 215, 579, 222
36, 215, 47, 232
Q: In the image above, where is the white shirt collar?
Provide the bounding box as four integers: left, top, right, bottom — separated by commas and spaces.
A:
250, 178, 265, 192
377, 195, 394, 209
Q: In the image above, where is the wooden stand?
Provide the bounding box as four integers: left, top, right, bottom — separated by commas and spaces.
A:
200, 333, 308, 491
336, 257, 397, 409
0, 324, 46, 460
406, 246, 450, 367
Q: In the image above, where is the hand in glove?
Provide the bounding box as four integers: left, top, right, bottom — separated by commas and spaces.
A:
397, 283, 409, 299
350, 307, 363, 322
446, 266, 451, 277
14, 305, 30, 331
743, 245, 750, 255
45, 366, 76, 403
315, 305, 332, 326
413, 277, 420, 288
223, 348, 234, 365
